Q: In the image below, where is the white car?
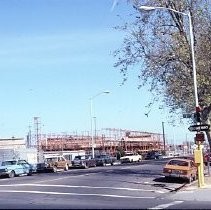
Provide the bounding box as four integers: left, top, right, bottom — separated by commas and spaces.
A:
120, 152, 142, 163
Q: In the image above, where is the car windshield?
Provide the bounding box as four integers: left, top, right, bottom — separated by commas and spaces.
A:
1, 161, 17, 166
168, 160, 189, 167
74, 156, 85, 160
46, 157, 57, 162
96, 155, 107, 158
125, 153, 133, 156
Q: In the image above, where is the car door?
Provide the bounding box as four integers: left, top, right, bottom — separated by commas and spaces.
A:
57, 156, 66, 169
190, 160, 197, 176
17, 160, 26, 174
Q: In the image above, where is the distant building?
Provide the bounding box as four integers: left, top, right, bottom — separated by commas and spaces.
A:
0, 138, 38, 165
0, 137, 26, 149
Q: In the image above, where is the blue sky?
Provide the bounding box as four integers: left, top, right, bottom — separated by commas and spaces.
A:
0, 0, 194, 144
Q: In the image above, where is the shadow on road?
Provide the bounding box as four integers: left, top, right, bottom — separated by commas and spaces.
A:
153, 177, 186, 184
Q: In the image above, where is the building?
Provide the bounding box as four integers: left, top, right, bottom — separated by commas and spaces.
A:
0, 137, 26, 149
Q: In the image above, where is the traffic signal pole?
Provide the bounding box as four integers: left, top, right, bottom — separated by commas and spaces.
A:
193, 107, 205, 188
194, 142, 205, 187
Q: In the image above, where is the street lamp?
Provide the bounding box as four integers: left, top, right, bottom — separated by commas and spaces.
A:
139, 5, 204, 187
162, 122, 166, 155
139, 6, 199, 108
90, 91, 110, 158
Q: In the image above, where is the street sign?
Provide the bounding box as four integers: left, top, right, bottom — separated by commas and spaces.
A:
183, 113, 192, 118
188, 124, 210, 132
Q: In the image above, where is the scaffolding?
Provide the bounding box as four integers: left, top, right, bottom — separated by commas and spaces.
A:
39, 128, 164, 156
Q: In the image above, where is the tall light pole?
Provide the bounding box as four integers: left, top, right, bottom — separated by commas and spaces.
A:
162, 122, 166, 155
139, 5, 204, 187
90, 91, 110, 158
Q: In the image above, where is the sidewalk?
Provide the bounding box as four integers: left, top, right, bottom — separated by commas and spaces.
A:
172, 173, 211, 202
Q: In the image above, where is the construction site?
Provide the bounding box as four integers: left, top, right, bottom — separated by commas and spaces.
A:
27, 117, 165, 157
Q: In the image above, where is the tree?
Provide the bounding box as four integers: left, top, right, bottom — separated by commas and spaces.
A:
114, 0, 211, 149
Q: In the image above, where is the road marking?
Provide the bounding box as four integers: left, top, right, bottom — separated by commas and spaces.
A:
149, 201, 184, 209
0, 190, 155, 199
34, 173, 94, 183
0, 183, 166, 193
120, 166, 141, 169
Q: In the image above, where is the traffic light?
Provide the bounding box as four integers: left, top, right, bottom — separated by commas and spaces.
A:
195, 112, 201, 123
194, 106, 202, 123
195, 132, 205, 143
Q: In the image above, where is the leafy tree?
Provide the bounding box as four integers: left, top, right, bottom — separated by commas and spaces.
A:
114, 0, 211, 150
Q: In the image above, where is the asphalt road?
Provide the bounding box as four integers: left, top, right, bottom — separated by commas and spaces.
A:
0, 159, 207, 209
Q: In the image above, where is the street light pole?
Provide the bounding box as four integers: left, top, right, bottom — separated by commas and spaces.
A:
162, 122, 166, 155
188, 11, 198, 108
139, 5, 204, 187
90, 91, 110, 158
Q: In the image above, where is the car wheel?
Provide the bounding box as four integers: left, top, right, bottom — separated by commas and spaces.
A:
8, 170, 15, 178
64, 164, 69, 171
27, 170, 33, 176
188, 175, 193, 183
84, 164, 88, 169
165, 176, 171, 181
103, 162, 106, 166
111, 162, 113, 166
53, 166, 57, 173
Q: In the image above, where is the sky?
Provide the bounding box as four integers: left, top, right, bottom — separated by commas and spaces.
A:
0, 0, 194, 144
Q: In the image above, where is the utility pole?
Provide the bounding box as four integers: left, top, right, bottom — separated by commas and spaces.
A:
34, 117, 41, 163
162, 122, 166, 155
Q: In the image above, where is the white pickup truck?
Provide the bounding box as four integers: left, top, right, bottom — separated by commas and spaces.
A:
120, 152, 142, 163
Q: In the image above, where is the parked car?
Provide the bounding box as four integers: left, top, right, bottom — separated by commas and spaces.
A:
72, 155, 96, 168
0, 159, 33, 178
44, 155, 70, 172
163, 158, 197, 183
145, 151, 163, 160
120, 152, 142, 163
95, 154, 116, 166
204, 153, 211, 166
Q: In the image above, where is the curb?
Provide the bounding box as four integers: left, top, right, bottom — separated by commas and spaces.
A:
169, 183, 188, 192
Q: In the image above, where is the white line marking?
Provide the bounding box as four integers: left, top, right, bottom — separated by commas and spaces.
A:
0, 183, 165, 193
34, 173, 91, 183
0, 190, 155, 199
149, 201, 184, 209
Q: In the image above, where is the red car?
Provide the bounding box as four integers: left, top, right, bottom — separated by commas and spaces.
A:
204, 153, 211, 166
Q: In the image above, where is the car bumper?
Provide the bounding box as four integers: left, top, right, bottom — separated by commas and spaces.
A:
72, 164, 85, 168
163, 172, 189, 179
0, 172, 9, 176
96, 162, 104, 166
120, 159, 130, 163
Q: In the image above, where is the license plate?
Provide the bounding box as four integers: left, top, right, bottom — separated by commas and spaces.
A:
173, 170, 181, 174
